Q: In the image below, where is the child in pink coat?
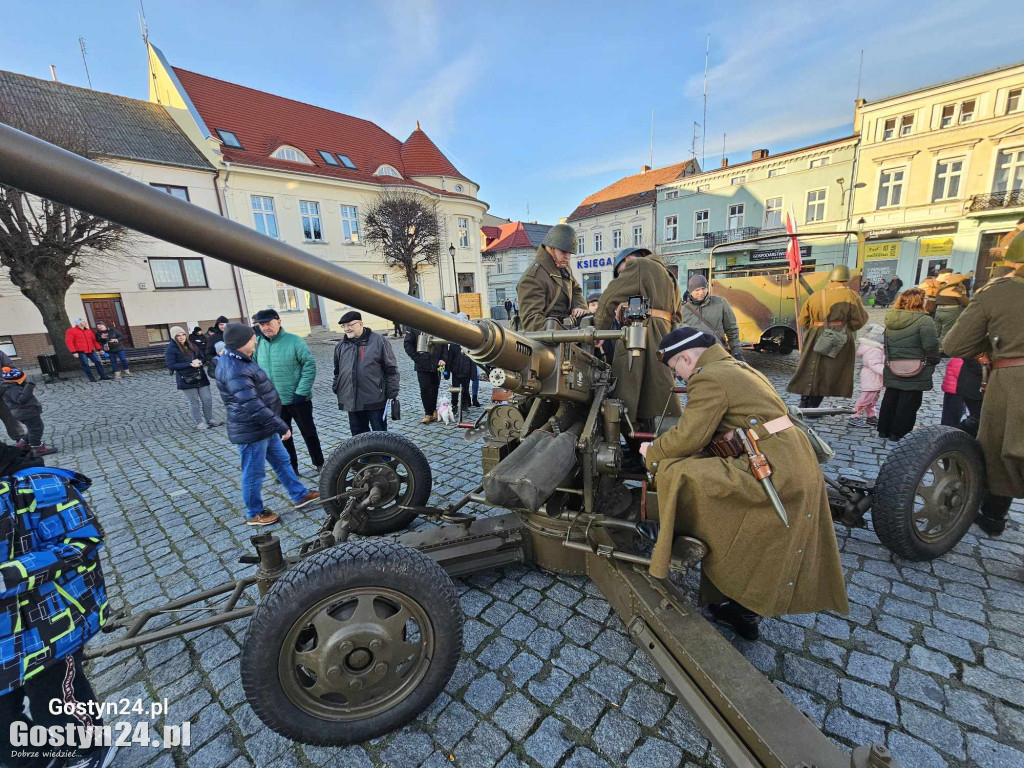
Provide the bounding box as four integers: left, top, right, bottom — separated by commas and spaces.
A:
852, 324, 884, 425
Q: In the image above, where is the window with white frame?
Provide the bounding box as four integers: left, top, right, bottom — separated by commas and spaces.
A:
271, 145, 313, 164
696, 184, 710, 192
150, 183, 190, 201
251, 195, 279, 238
612, 229, 622, 249
300, 201, 324, 241
730, 176, 746, 185
959, 99, 976, 123
340, 205, 360, 243
374, 165, 402, 178
454, 184, 464, 193
664, 215, 678, 241
665, 189, 679, 200
594, 232, 603, 252
764, 197, 783, 229
900, 114, 915, 136
877, 168, 905, 208
940, 99, 976, 128
276, 282, 302, 311
882, 116, 913, 140
932, 158, 965, 201
767, 168, 783, 178
727, 203, 744, 230
805, 189, 826, 223
809, 157, 831, 168
994, 148, 1024, 193
495, 256, 503, 274
216, 129, 242, 148
0, 336, 18, 359
457, 217, 469, 248
694, 209, 709, 237
1008, 88, 1022, 114
577, 235, 585, 254
150, 258, 208, 288
495, 288, 507, 303
632, 225, 643, 246
373, 274, 389, 285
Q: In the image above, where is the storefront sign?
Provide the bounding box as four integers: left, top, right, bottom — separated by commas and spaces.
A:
864, 242, 900, 261
457, 293, 483, 319
749, 245, 811, 263
575, 256, 615, 270
863, 259, 898, 286
864, 222, 958, 241
920, 237, 954, 257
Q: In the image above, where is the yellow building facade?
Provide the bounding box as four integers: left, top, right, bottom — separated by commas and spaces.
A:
852, 62, 1024, 288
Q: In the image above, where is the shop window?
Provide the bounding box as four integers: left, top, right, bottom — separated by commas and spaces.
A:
458, 273, 475, 293
582, 273, 602, 295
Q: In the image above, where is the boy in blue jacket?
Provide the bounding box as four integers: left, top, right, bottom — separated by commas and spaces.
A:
214, 324, 319, 525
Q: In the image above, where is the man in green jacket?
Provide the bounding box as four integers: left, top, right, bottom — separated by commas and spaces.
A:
253, 308, 324, 474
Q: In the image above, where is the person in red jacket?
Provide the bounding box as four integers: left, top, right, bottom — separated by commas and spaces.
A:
64, 318, 111, 382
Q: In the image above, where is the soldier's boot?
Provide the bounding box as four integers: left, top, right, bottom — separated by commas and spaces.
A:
976, 494, 1012, 536
708, 600, 760, 641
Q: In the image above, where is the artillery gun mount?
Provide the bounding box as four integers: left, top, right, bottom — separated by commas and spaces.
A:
0, 124, 988, 767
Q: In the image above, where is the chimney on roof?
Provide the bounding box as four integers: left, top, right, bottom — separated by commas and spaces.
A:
641, 165, 651, 173
751, 149, 769, 161
720, 158, 729, 169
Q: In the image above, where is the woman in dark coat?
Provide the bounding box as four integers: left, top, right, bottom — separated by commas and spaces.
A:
877, 289, 940, 440
165, 326, 222, 430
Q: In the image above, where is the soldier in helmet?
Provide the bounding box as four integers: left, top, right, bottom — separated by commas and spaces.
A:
516, 223, 587, 331
942, 231, 1024, 536
787, 264, 868, 409
640, 327, 849, 640
594, 247, 682, 443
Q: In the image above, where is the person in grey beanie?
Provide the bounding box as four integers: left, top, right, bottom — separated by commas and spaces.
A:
215, 323, 319, 525
165, 326, 221, 429
682, 274, 744, 360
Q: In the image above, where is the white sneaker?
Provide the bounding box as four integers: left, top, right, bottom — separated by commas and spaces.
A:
196, 422, 208, 430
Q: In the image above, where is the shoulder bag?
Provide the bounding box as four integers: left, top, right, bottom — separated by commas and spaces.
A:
884, 333, 925, 378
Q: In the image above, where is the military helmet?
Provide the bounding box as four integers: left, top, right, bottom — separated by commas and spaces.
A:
613, 247, 652, 276
1005, 229, 1024, 263
542, 223, 578, 254
829, 264, 851, 282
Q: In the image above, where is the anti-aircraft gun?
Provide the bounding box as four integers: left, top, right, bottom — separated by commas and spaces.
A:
4, 122, 987, 767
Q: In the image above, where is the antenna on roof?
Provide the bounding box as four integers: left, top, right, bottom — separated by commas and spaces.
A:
78, 37, 93, 89
649, 108, 654, 169
855, 49, 864, 101
691, 122, 700, 160
138, 0, 149, 46
702, 35, 709, 169
722, 133, 726, 165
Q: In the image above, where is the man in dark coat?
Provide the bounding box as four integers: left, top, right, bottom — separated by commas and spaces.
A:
215, 323, 318, 525
943, 231, 1024, 535
641, 328, 849, 640
332, 312, 400, 435
787, 265, 868, 408
516, 224, 586, 331
404, 327, 445, 423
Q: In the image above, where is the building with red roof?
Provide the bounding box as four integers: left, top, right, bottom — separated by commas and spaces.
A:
147, 44, 491, 331
480, 220, 554, 312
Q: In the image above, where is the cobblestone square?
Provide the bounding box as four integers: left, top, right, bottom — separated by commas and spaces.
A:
36, 332, 1024, 768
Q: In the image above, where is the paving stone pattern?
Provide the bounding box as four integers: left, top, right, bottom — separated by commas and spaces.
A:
35, 332, 1022, 768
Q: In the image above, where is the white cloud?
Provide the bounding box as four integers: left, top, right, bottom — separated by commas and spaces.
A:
384, 48, 484, 140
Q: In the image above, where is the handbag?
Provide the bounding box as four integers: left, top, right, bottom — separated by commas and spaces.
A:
884, 336, 925, 378
811, 291, 848, 358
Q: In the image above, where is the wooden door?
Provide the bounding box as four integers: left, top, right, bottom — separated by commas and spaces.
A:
82, 295, 134, 347
306, 293, 323, 327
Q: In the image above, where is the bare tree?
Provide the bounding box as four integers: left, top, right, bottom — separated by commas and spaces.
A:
0, 109, 133, 369
363, 189, 441, 297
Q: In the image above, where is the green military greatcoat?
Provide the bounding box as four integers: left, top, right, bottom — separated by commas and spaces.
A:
646, 346, 849, 618
594, 254, 682, 420
943, 268, 1024, 498
787, 283, 868, 398
516, 247, 586, 332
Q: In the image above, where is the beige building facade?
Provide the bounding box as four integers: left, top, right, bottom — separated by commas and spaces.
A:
148, 44, 489, 335
852, 61, 1024, 288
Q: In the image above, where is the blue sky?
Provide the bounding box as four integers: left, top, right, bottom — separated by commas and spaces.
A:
2, 0, 1021, 225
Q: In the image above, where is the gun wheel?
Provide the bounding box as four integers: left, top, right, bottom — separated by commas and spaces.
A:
872, 426, 984, 561
319, 432, 432, 535
241, 540, 462, 746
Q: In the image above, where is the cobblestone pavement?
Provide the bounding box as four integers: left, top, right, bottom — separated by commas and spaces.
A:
34, 332, 1023, 768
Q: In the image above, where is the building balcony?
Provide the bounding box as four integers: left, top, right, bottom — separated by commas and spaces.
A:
968, 190, 1024, 213
480, 252, 497, 264
703, 226, 761, 248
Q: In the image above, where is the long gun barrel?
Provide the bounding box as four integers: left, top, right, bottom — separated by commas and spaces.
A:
0, 123, 556, 383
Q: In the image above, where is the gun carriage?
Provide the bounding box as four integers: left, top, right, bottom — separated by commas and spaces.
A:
0, 123, 987, 767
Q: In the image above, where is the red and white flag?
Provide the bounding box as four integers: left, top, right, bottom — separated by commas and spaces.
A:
785, 209, 802, 275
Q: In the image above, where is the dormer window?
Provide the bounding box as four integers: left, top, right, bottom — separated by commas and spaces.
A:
337, 155, 358, 170
272, 146, 313, 164
216, 129, 243, 149
374, 165, 402, 178
318, 150, 339, 166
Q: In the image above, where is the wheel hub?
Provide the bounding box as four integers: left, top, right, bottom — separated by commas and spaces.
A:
354, 464, 401, 506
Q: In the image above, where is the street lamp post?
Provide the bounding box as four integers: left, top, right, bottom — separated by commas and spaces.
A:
449, 242, 459, 312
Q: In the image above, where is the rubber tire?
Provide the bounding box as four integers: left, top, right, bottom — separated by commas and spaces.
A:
319, 432, 431, 535
241, 539, 463, 746
872, 425, 985, 561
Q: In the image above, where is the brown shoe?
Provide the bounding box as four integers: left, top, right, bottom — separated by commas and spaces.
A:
421, 414, 434, 424
246, 512, 280, 526
293, 491, 320, 509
